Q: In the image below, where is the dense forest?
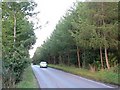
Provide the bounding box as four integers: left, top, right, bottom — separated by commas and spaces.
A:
33, 2, 119, 71
1, 1, 119, 88
2, 2, 37, 88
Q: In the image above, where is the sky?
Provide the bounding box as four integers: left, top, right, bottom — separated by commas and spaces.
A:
29, 0, 84, 58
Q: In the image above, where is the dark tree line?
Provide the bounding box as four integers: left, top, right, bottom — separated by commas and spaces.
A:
33, 2, 119, 71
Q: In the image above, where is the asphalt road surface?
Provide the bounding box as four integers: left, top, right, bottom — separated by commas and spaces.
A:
31, 65, 115, 88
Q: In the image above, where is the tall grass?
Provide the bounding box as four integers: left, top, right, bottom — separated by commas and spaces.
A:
49, 64, 119, 85
16, 66, 39, 88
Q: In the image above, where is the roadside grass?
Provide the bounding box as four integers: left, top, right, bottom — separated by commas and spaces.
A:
16, 66, 39, 88
49, 64, 119, 85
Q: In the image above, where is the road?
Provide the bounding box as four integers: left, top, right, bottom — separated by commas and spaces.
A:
31, 65, 115, 88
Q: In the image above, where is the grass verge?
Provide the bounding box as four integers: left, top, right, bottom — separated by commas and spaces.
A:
16, 66, 39, 88
49, 64, 119, 86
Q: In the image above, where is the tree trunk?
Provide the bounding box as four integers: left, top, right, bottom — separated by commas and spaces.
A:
67, 52, 70, 66
13, 10, 16, 63
48, 55, 50, 64
50, 56, 52, 64
10, 11, 16, 88
100, 47, 104, 69
54, 56, 56, 64
105, 47, 110, 69
77, 46, 80, 68
59, 54, 62, 64
101, 2, 110, 70
9, 75, 12, 88
13, 11, 16, 46
12, 78, 15, 88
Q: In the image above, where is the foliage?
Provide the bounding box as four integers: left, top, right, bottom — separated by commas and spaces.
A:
2, 2, 37, 88
33, 2, 118, 72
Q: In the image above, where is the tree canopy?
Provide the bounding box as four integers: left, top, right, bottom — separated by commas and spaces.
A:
33, 2, 118, 71
2, 1, 37, 88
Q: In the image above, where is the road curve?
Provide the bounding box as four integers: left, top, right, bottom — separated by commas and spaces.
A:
31, 65, 114, 88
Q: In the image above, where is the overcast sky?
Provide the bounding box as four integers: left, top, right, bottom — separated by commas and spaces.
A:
29, 0, 84, 58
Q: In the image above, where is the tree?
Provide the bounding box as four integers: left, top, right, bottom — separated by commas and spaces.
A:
33, 2, 118, 71
87, 2, 118, 69
2, 2, 37, 88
